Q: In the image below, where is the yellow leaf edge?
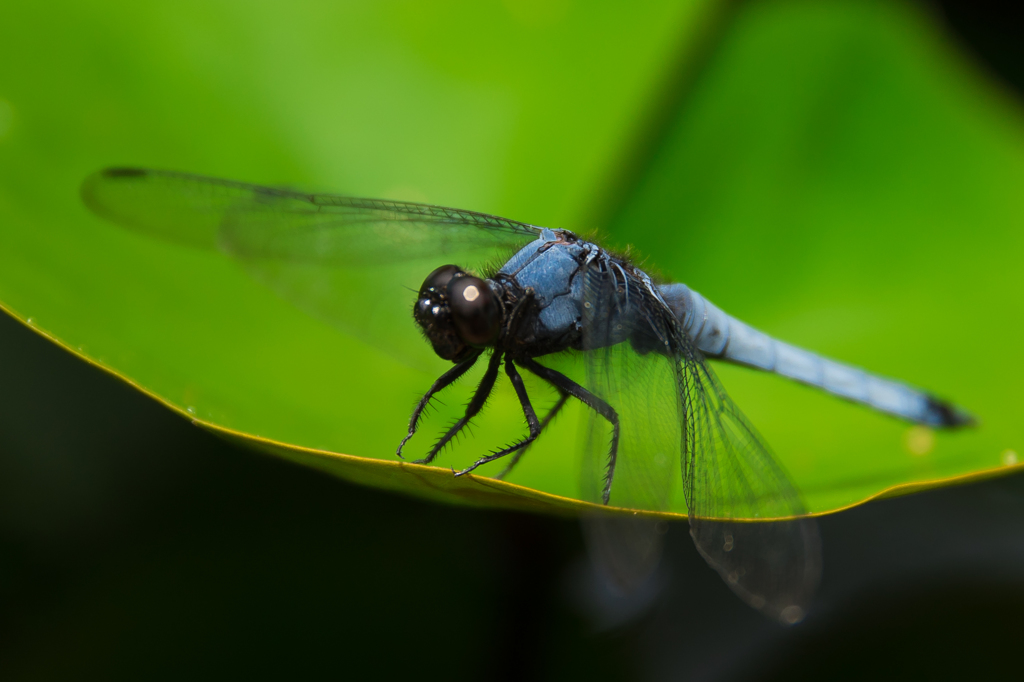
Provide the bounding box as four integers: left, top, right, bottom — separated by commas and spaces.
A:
4, 301, 1017, 521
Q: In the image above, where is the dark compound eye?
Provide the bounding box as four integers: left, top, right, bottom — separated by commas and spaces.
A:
420, 264, 463, 295
448, 276, 500, 346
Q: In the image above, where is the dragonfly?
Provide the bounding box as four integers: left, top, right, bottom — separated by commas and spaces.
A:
82, 167, 973, 624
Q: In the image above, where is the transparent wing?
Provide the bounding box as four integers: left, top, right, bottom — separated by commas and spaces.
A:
578, 327, 680, 511
575, 259, 683, 593
580, 513, 665, 596
81, 168, 542, 263
576, 344, 674, 593
576, 256, 820, 621
681, 334, 821, 623
82, 168, 542, 367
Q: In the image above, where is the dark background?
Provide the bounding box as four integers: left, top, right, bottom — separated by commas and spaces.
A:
2, 1, 1022, 679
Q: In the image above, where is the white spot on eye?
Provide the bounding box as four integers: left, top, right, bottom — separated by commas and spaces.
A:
463, 285, 480, 302
1002, 449, 1018, 466
905, 426, 934, 456
780, 605, 805, 624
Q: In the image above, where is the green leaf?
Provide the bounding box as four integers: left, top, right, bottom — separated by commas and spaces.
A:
1, 0, 1020, 518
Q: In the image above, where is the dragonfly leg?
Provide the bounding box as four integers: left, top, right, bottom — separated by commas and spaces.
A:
397, 351, 481, 458
495, 390, 569, 480
413, 352, 502, 465
455, 355, 544, 477
517, 356, 620, 505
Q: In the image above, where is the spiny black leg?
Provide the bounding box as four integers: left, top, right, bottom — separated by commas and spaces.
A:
414, 352, 502, 465
518, 356, 620, 505
397, 351, 480, 458
454, 354, 543, 477
496, 390, 569, 480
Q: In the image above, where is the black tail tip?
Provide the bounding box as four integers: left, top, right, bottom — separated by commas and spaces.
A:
926, 396, 977, 428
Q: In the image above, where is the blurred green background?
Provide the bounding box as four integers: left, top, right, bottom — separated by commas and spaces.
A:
3, 0, 1024, 678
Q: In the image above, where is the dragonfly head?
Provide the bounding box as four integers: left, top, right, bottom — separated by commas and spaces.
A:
414, 264, 502, 361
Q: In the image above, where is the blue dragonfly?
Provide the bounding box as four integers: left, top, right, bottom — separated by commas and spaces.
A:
82, 168, 973, 623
